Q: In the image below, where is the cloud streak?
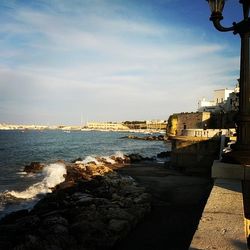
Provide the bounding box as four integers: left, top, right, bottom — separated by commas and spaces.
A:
0, 0, 240, 124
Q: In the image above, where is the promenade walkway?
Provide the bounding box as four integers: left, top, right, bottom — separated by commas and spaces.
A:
190, 178, 247, 250
113, 162, 212, 250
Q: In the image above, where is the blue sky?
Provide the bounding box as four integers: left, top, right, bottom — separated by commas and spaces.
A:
0, 0, 242, 125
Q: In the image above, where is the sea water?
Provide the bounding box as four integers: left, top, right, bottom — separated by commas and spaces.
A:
0, 130, 170, 217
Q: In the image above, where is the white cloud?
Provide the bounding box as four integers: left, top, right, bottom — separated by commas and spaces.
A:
0, 1, 240, 124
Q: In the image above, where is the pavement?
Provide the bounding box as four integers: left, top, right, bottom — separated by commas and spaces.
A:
113, 162, 212, 250
190, 178, 248, 250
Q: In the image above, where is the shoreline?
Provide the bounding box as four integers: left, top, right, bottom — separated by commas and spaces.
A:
0, 123, 166, 134
0, 150, 212, 250
0, 127, 166, 134
0, 154, 163, 249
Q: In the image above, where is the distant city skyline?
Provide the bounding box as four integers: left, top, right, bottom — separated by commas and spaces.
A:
0, 0, 241, 125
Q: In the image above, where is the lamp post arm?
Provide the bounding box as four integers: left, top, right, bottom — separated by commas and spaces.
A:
211, 18, 235, 32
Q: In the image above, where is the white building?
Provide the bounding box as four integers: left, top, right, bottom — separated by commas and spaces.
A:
198, 98, 216, 112
198, 87, 237, 113
214, 89, 234, 105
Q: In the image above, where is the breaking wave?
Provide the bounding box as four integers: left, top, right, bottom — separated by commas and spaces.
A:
75, 151, 126, 165
6, 163, 66, 199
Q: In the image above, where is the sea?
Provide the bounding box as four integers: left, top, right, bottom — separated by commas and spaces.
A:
0, 130, 170, 218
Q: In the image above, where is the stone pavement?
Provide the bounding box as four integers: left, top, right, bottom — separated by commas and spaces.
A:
190, 178, 248, 250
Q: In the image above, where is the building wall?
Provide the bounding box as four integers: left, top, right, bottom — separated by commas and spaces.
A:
146, 120, 167, 130
167, 112, 211, 136
86, 122, 129, 130
198, 88, 236, 113
225, 91, 239, 112
171, 137, 221, 176
213, 89, 234, 104
86, 121, 166, 131
198, 98, 215, 111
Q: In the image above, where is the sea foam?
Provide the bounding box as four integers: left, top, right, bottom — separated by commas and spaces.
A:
7, 163, 66, 199
114, 151, 125, 159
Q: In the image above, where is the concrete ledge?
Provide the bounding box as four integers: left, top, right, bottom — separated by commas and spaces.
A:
190, 178, 247, 250
212, 160, 244, 179
169, 135, 210, 142
212, 160, 250, 180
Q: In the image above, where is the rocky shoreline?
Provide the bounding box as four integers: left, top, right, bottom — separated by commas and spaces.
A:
0, 153, 166, 250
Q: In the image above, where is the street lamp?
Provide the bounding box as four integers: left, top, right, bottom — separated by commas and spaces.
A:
207, 0, 250, 164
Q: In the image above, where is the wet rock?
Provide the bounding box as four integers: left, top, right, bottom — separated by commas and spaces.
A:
128, 153, 143, 163
71, 157, 83, 163
56, 180, 75, 190
157, 151, 171, 158
24, 162, 45, 172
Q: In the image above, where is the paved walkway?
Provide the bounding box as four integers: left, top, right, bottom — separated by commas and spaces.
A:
113, 163, 212, 250
190, 178, 248, 250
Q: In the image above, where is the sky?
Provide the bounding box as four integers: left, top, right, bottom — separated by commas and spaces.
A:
0, 0, 243, 125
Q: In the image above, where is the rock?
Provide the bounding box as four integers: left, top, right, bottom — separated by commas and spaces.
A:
157, 151, 171, 158
24, 162, 45, 172
115, 157, 125, 164
65, 165, 87, 182
158, 135, 165, 140
106, 207, 134, 222
85, 163, 98, 172
56, 180, 75, 190
71, 157, 83, 163
74, 194, 95, 206
134, 193, 151, 204
0, 156, 153, 250
109, 219, 130, 232
128, 153, 143, 163
42, 215, 68, 227
143, 156, 155, 161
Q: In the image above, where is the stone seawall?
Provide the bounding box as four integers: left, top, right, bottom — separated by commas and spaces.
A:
170, 136, 221, 176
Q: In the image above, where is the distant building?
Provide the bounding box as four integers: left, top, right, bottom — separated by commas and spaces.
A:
86, 122, 129, 130
198, 81, 240, 113
123, 121, 147, 130
86, 120, 167, 131
123, 120, 167, 131
225, 84, 239, 112
146, 120, 167, 130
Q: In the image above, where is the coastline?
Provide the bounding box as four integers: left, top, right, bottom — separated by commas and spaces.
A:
1, 130, 202, 249
0, 123, 166, 134
0, 151, 212, 250
0, 154, 159, 249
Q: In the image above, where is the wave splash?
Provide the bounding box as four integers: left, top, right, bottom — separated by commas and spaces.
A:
0, 152, 125, 217
76, 151, 126, 165
7, 163, 66, 199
